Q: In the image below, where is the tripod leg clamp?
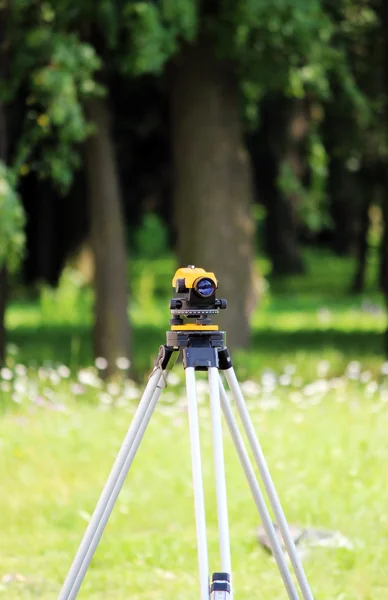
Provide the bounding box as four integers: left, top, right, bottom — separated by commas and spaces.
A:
182, 347, 219, 370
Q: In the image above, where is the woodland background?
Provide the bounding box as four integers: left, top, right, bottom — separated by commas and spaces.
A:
1, 0, 388, 374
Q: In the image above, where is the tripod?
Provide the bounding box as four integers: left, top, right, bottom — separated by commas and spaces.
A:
58, 269, 315, 600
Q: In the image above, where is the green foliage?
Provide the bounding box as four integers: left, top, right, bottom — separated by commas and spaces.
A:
221, 0, 333, 86
0, 163, 25, 272
13, 32, 102, 192
0, 2, 103, 272
133, 212, 169, 259
124, 0, 198, 74
277, 129, 330, 234
38, 267, 92, 325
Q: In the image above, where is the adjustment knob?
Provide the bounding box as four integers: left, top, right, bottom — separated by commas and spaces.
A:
175, 278, 187, 293
215, 299, 227, 309
170, 299, 183, 309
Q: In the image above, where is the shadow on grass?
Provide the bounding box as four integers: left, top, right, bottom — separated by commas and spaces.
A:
7, 324, 386, 378
7, 324, 167, 377
251, 328, 385, 357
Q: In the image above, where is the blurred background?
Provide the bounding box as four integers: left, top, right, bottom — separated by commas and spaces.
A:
0, 0, 387, 378
2, 2, 388, 599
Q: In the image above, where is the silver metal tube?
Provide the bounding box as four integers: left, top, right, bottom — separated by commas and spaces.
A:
185, 367, 210, 600
65, 376, 165, 600
223, 368, 314, 600
208, 368, 232, 585
218, 377, 300, 600
58, 367, 164, 600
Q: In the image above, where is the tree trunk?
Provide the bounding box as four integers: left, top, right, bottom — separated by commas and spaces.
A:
0, 100, 7, 364
0, 3, 9, 365
380, 0, 388, 355
0, 267, 7, 365
85, 96, 131, 376
351, 178, 371, 293
254, 95, 306, 275
169, 39, 255, 349
352, 198, 370, 293
328, 159, 360, 256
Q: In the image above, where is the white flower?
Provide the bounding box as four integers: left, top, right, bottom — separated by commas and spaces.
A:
12, 393, 22, 404
279, 374, 291, 386
107, 382, 120, 396
14, 380, 27, 394
0, 368, 12, 381
100, 393, 113, 405
240, 380, 261, 397
381, 362, 388, 375
317, 360, 330, 378
71, 383, 84, 395
259, 397, 280, 411
261, 370, 276, 390
366, 381, 378, 395
166, 372, 180, 386
49, 371, 61, 385
303, 379, 329, 396
57, 365, 70, 378
95, 357, 108, 370
346, 361, 360, 380
15, 364, 27, 376
195, 380, 209, 395
360, 371, 372, 383
116, 357, 130, 370
78, 369, 100, 388
124, 386, 141, 400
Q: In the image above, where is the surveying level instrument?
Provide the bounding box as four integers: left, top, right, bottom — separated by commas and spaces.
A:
58, 265, 315, 600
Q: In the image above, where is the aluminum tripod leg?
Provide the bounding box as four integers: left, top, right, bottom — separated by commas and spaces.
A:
185, 367, 210, 600
64, 374, 166, 600
208, 367, 232, 595
58, 365, 167, 600
218, 378, 300, 600
223, 368, 314, 600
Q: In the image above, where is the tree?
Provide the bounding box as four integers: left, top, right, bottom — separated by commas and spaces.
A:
85, 96, 131, 371
0, 0, 24, 363
127, 0, 334, 347
168, 39, 255, 346
250, 95, 310, 275
320, 0, 381, 264
0, 1, 101, 365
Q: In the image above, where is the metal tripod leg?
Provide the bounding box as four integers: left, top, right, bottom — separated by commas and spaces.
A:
208, 367, 232, 596
185, 367, 210, 600
218, 377, 300, 600
223, 367, 314, 600
58, 347, 176, 600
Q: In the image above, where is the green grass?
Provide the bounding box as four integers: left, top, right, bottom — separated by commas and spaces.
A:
2, 248, 388, 598
2, 377, 388, 599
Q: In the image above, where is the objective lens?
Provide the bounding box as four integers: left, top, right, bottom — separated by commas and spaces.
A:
194, 278, 216, 298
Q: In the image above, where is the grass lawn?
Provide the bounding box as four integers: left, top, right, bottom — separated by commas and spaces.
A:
1, 249, 388, 599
